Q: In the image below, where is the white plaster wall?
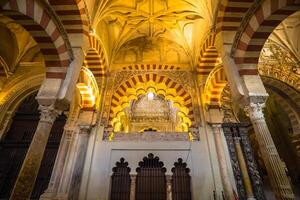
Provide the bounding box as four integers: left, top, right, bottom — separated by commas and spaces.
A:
79, 125, 218, 200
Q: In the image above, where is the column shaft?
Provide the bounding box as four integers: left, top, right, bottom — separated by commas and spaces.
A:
40, 128, 73, 199
245, 102, 294, 200
166, 175, 172, 200
68, 125, 91, 200
130, 175, 136, 200
212, 125, 235, 200
10, 105, 60, 200
233, 136, 255, 199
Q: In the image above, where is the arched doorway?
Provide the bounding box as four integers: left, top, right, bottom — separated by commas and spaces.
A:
0, 92, 39, 198
0, 92, 66, 199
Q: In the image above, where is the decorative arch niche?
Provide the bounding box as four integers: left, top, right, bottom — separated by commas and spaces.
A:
109, 75, 193, 134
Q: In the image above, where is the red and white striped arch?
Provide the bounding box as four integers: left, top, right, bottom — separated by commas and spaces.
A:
197, 34, 220, 76
204, 66, 227, 107
233, 0, 300, 75
109, 73, 195, 125
216, 0, 254, 34
48, 0, 89, 36
83, 35, 108, 81
1, 0, 73, 79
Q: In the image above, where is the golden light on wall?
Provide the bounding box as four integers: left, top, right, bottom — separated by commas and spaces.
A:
76, 67, 99, 110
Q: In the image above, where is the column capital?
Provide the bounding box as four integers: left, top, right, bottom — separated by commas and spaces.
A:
78, 125, 92, 134
39, 105, 61, 124
209, 123, 222, 129
244, 102, 265, 121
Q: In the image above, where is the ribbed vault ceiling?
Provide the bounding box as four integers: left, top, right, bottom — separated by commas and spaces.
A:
92, 0, 215, 66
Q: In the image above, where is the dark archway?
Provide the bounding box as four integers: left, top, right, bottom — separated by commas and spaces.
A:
0, 92, 39, 198
0, 92, 66, 199
136, 153, 166, 200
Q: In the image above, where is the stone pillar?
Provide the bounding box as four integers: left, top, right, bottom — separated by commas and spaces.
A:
40, 126, 74, 200
10, 105, 60, 200
233, 135, 255, 200
130, 175, 136, 200
244, 101, 295, 200
212, 124, 235, 200
166, 175, 172, 200
68, 125, 91, 200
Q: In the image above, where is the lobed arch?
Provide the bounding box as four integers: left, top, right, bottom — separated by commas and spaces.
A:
233, 0, 300, 74
109, 73, 194, 132
0, 0, 73, 80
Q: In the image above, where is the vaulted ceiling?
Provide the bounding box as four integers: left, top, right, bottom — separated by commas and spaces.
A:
92, 0, 216, 66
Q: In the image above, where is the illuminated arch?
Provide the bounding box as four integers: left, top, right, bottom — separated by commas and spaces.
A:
197, 34, 220, 76
110, 73, 194, 132
76, 67, 99, 111
204, 65, 227, 107
83, 35, 108, 86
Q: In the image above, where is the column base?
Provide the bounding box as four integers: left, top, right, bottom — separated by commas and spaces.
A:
40, 191, 68, 200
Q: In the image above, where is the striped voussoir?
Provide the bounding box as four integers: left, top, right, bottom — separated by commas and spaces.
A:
205, 67, 227, 106
122, 64, 181, 71
234, 0, 300, 75
0, 0, 71, 79
216, 0, 254, 33
84, 35, 107, 80
109, 73, 195, 125
197, 34, 219, 75
48, 0, 89, 36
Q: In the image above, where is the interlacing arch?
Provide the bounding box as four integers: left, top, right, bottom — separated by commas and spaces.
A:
233, 0, 300, 74
110, 73, 194, 132
204, 65, 227, 107
0, 0, 73, 79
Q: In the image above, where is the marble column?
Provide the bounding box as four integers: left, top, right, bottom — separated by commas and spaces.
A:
40, 126, 74, 200
244, 102, 295, 200
10, 105, 60, 200
212, 124, 235, 200
233, 135, 255, 200
68, 125, 91, 200
130, 175, 136, 200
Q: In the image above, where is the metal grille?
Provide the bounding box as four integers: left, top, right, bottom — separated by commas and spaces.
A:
171, 158, 192, 200
136, 153, 166, 200
110, 158, 131, 200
